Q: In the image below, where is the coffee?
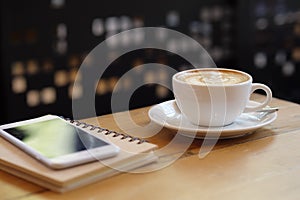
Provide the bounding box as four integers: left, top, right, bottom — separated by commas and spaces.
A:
178, 69, 249, 85
172, 68, 272, 126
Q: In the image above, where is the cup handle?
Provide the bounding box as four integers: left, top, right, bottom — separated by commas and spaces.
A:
244, 83, 272, 113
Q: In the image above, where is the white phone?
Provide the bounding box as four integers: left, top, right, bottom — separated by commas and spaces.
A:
0, 115, 120, 169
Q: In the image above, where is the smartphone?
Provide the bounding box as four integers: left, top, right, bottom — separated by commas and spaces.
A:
0, 115, 119, 169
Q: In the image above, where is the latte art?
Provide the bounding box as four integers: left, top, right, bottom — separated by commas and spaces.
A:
180, 70, 249, 85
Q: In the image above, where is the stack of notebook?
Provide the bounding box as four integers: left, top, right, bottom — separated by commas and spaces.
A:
0, 115, 158, 193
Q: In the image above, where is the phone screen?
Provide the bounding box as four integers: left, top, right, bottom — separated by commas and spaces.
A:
3, 118, 110, 159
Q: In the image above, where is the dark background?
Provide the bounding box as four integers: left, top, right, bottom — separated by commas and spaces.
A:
1, 0, 299, 123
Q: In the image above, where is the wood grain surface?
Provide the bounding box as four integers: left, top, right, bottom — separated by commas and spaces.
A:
2, 94, 300, 200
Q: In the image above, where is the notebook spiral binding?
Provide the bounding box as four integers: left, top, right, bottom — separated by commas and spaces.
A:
61, 117, 146, 144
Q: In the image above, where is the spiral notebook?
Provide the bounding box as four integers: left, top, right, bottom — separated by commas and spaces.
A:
0, 115, 158, 193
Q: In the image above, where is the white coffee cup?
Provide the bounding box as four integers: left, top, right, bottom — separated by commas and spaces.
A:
172, 68, 272, 127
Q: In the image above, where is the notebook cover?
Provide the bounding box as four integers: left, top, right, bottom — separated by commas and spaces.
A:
0, 117, 158, 192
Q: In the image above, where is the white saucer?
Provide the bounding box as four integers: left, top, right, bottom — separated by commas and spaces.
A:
148, 100, 277, 139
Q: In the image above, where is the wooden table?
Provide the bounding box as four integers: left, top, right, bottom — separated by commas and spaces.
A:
2, 94, 300, 200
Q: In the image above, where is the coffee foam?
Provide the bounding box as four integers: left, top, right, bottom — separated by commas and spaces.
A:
178, 70, 249, 85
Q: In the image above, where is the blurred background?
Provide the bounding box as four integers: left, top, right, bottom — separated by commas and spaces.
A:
1, 0, 300, 124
